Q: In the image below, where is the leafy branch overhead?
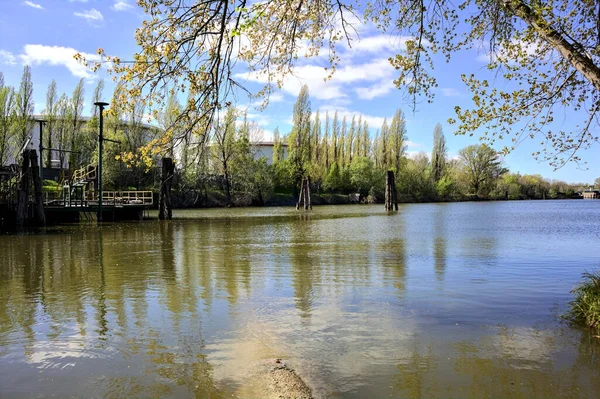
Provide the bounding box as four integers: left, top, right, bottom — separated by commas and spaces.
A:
76, 0, 600, 168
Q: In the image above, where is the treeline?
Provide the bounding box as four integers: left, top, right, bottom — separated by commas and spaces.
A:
177, 84, 583, 206
0, 69, 587, 205
263, 85, 582, 203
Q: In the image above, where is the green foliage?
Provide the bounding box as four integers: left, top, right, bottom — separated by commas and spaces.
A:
323, 162, 343, 192
565, 271, 600, 330
273, 159, 295, 191
398, 152, 436, 202
349, 157, 379, 196
458, 144, 507, 198
0, 72, 16, 165
435, 175, 456, 200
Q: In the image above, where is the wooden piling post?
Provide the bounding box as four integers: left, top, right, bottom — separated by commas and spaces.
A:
385, 170, 398, 211
159, 157, 175, 220
30, 150, 46, 226
16, 150, 31, 227
392, 171, 398, 211
306, 176, 312, 210
296, 176, 312, 211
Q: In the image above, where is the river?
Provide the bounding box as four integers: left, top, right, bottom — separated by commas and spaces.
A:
1, 201, 599, 398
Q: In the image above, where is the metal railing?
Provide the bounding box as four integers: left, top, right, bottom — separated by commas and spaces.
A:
102, 191, 154, 206
72, 164, 97, 184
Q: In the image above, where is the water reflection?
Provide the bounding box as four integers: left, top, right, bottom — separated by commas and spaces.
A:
1, 203, 600, 398
433, 205, 447, 284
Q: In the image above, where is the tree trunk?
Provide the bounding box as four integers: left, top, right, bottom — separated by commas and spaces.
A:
223, 166, 232, 206
159, 157, 175, 220
505, 0, 600, 92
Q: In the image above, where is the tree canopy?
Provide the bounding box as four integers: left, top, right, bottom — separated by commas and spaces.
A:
79, 0, 600, 167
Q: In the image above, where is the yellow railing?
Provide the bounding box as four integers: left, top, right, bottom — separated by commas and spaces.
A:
72, 164, 97, 183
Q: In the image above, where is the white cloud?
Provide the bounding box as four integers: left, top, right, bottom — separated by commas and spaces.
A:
17, 44, 101, 81
74, 9, 103, 24
269, 92, 284, 103
476, 39, 542, 63
345, 35, 411, 55
235, 31, 413, 104
69, 0, 89, 2
245, 112, 270, 127
112, 1, 133, 11
237, 57, 396, 102
23, 1, 43, 10
441, 88, 460, 97
356, 81, 396, 100
0, 50, 17, 65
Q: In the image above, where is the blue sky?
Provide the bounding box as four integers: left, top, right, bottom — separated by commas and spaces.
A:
0, 0, 598, 183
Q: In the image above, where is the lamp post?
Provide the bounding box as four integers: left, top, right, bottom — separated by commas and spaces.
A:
94, 102, 109, 222
35, 119, 46, 180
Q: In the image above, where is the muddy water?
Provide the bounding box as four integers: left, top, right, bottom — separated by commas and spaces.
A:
1, 201, 599, 398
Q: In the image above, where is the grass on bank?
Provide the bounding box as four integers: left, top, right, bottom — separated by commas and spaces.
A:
565, 271, 600, 330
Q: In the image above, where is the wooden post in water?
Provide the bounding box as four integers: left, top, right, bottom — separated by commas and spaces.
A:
306, 176, 312, 210
392, 172, 398, 210
29, 150, 46, 226
159, 157, 175, 220
385, 170, 398, 211
296, 176, 312, 211
16, 150, 31, 227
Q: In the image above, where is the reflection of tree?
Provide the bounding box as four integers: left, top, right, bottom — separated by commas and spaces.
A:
380, 238, 407, 297
432, 205, 448, 284
0, 223, 235, 397
289, 220, 317, 320
96, 229, 108, 339
103, 326, 228, 399
393, 344, 439, 399
433, 237, 446, 283
452, 326, 600, 398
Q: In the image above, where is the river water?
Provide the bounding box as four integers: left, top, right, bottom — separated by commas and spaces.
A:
1, 201, 599, 398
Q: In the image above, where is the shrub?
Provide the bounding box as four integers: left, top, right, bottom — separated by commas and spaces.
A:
565, 271, 600, 330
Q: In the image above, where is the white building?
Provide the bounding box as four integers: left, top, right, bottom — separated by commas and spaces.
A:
251, 141, 288, 165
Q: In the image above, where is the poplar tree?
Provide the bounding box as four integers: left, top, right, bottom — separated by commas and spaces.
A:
347, 115, 356, 164
389, 109, 407, 173
70, 79, 85, 167
361, 120, 370, 158
339, 116, 347, 166
0, 73, 16, 165
380, 118, 389, 169
312, 110, 321, 164
15, 66, 34, 148
431, 123, 447, 182
322, 111, 330, 168
331, 111, 339, 164
91, 79, 105, 117
43, 80, 58, 168
272, 127, 282, 164
288, 85, 311, 183
56, 94, 70, 169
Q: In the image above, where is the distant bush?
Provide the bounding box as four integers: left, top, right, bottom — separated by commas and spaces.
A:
565, 271, 600, 330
